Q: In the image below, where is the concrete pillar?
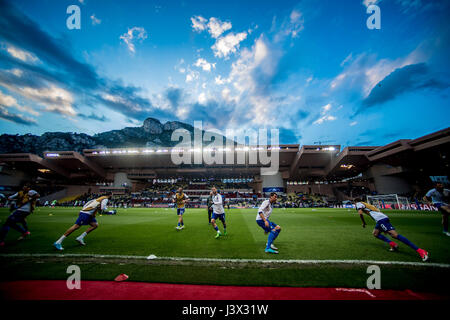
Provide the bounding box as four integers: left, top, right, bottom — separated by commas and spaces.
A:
368, 164, 412, 195
114, 172, 131, 188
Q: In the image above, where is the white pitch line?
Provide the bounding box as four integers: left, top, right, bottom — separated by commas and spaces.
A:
1, 253, 450, 268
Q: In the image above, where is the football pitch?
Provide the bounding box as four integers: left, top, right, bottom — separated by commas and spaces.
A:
1, 207, 449, 292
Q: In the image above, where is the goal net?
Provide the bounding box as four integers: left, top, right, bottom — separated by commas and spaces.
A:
366, 194, 411, 210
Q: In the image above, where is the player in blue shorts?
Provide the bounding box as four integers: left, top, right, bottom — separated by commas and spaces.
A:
0, 184, 39, 247
354, 198, 429, 261
256, 193, 280, 254
423, 183, 450, 236
53, 194, 111, 251
173, 188, 189, 230
210, 187, 227, 239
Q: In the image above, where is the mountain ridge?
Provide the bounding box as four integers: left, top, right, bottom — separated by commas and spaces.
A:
0, 118, 229, 156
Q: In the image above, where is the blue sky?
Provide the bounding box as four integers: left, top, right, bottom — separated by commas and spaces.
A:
0, 0, 449, 146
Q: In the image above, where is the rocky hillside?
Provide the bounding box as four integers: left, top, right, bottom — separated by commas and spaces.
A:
0, 118, 230, 156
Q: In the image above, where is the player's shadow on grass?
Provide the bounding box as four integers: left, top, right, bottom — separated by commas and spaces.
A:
364, 241, 421, 260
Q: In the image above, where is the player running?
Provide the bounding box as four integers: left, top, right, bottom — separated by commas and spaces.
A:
53, 194, 111, 251
0, 183, 40, 247
210, 187, 227, 239
423, 183, 450, 236
354, 198, 429, 261
173, 187, 189, 230
256, 193, 281, 254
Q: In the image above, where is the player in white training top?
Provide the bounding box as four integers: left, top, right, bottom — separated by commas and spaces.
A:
210, 187, 227, 239
354, 198, 429, 262
423, 182, 450, 236
53, 194, 111, 251
0, 183, 40, 247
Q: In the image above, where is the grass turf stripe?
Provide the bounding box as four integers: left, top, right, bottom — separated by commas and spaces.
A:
1, 253, 449, 268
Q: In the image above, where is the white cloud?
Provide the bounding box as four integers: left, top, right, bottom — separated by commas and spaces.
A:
175, 59, 186, 73
120, 27, 148, 54
314, 103, 337, 125
194, 58, 216, 72
329, 46, 425, 97
0, 91, 40, 116
350, 121, 358, 126
362, 0, 380, 7
0, 91, 17, 107
90, 14, 101, 25
198, 92, 207, 104
207, 17, 232, 38
185, 70, 199, 83
314, 115, 337, 125
21, 86, 76, 116
6, 46, 38, 63
190, 15, 248, 59
221, 87, 231, 99
274, 9, 304, 42
320, 103, 332, 114
102, 92, 145, 115
8, 68, 23, 77
340, 53, 353, 67
228, 36, 273, 95
176, 106, 189, 120
0, 106, 37, 125
0, 74, 75, 117
217, 36, 282, 124
215, 75, 231, 85
191, 16, 232, 38
211, 32, 247, 59
191, 15, 207, 32
290, 10, 302, 22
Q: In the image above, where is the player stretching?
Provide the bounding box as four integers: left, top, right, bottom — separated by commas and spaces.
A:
211, 187, 227, 238
174, 187, 189, 230
0, 184, 40, 247
53, 194, 110, 251
423, 183, 450, 236
256, 193, 280, 254
354, 198, 429, 261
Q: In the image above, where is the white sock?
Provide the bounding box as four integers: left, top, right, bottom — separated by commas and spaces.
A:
56, 235, 66, 244
77, 232, 87, 240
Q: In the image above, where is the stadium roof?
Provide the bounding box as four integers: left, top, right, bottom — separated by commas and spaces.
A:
0, 128, 448, 182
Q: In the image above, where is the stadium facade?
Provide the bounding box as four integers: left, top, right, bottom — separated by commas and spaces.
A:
0, 127, 448, 202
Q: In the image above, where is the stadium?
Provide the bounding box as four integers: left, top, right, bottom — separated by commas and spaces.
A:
0, 126, 449, 301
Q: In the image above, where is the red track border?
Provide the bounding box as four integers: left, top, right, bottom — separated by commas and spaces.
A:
0, 280, 447, 300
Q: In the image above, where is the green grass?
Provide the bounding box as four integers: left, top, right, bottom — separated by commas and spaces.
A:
1, 207, 449, 291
